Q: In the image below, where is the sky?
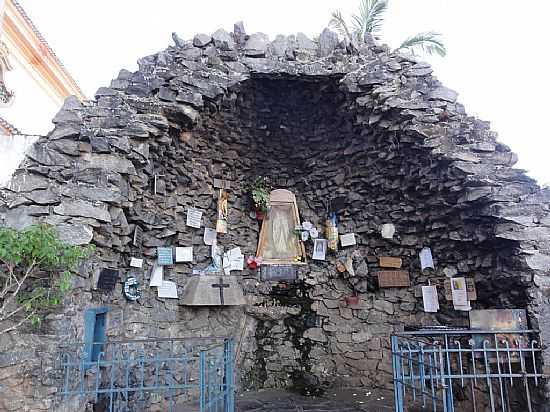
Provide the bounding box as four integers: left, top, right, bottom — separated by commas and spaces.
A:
16, 0, 550, 184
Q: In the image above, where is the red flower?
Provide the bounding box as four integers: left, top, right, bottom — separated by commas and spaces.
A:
247, 256, 262, 270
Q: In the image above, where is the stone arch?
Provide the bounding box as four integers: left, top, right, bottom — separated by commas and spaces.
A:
1, 25, 550, 409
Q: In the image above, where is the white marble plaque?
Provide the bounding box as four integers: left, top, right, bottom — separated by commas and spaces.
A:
420, 247, 435, 271
380, 223, 395, 239
229, 247, 244, 271
223, 247, 244, 272
158, 280, 178, 299
422, 285, 439, 313
203, 228, 217, 246
149, 264, 163, 287
340, 233, 357, 247
130, 257, 143, 268
175, 246, 193, 263
228, 247, 242, 257
186, 208, 203, 228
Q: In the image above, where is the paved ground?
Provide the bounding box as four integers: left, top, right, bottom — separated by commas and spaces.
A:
177, 388, 394, 411
236, 388, 394, 411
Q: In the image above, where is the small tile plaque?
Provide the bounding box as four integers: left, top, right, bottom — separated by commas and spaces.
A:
379, 257, 402, 268
157, 247, 174, 266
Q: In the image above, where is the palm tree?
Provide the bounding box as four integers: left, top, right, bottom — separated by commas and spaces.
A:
330, 0, 446, 57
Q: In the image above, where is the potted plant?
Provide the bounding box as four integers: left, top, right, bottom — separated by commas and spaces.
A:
248, 176, 271, 219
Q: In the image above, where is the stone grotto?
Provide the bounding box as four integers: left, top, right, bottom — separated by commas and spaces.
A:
1, 22, 550, 411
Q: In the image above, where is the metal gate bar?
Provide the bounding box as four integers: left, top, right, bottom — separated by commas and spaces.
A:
57, 337, 235, 412
391, 329, 544, 412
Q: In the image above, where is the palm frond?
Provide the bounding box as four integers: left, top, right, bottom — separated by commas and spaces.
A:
397, 31, 447, 57
330, 11, 352, 41
352, 0, 388, 37
351, 14, 365, 38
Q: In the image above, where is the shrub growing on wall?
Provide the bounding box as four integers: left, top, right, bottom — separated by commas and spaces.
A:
0, 224, 93, 334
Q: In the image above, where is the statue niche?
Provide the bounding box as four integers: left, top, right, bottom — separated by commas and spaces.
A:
256, 189, 306, 265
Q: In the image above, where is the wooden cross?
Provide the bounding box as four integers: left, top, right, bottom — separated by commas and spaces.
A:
211, 277, 230, 305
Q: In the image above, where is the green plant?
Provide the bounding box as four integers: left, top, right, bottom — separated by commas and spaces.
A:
0, 224, 94, 334
396, 31, 446, 57
330, 0, 447, 57
248, 176, 271, 213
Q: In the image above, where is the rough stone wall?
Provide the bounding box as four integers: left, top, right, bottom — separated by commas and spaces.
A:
0, 25, 549, 411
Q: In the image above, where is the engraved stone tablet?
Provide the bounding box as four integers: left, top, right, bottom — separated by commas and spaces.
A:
97, 268, 119, 291
377, 270, 410, 288
260, 265, 297, 282
181, 275, 246, 306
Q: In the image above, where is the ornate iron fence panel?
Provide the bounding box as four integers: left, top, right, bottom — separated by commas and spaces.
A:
56, 337, 235, 412
391, 329, 544, 412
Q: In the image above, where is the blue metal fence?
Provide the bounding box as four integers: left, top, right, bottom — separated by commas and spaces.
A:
391, 329, 544, 412
56, 337, 235, 412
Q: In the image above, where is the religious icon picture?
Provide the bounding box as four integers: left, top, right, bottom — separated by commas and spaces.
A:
312, 239, 328, 261
216, 189, 228, 234
256, 189, 306, 265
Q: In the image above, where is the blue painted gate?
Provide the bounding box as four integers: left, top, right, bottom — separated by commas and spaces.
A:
57, 337, 235, 412
391, 329, 543, 412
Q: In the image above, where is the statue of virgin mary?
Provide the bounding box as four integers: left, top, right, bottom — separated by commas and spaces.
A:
265, 204, 298, 259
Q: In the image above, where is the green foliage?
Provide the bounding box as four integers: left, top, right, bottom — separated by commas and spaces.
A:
247, 176, 272, 213
331, 0, 388, 42
352, 0, 388, 37
329, 0, 446, 57
0, 224, 90, 270
397, 31, 447, 57
329, 10, 353, 41
0, 224, 94, 334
